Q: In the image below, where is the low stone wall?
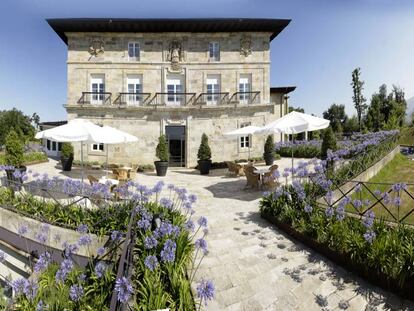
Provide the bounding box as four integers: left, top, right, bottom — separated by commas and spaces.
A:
0, 206, 108, 257
330, 145, 400, 203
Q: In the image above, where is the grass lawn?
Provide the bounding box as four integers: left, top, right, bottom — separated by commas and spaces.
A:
398, 127, 414, 146
348, 153, 414, 225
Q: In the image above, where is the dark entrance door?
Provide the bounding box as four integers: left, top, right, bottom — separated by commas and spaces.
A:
165, 126, 186, 167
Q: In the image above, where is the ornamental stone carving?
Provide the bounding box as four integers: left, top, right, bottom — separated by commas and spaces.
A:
167, 41, 183, 72
88, 39, 105, 56
240, 34, 252, 57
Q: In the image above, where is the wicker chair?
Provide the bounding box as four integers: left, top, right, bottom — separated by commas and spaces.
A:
262, 165, 280, 191
87, 175, 99, 185
243, 165, 260, 189
226, 161, 245, 176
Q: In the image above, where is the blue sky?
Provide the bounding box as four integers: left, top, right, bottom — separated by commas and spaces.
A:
0, 0, 413, 121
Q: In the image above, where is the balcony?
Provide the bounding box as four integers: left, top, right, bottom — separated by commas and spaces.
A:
229, 91, 260, 105
148, 93, 196, 107
194, 92, 230, 106
77, 92, 112, 105
74, 91, 263, 108
114, 92, 152, 106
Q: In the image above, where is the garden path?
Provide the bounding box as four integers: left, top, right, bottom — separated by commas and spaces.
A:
30, 158, 414, 311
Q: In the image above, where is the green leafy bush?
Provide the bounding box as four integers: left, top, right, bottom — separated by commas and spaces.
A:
5, 130, 24, 167
263, 135, 274, 158
61, 142, 74, 158
321, 127, 337, 159
0, 152, 47, 165
197, 133, 211, 161
156, 135, 169, 162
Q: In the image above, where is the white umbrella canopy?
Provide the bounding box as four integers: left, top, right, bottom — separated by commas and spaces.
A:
224, 125, 263, 137
259, 111, 330, 135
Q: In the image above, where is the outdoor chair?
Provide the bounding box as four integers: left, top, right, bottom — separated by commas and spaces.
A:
87, 175, 99, 185
243, 165, 260, 189
226, 161, 244, 177
263, 165, 280, 191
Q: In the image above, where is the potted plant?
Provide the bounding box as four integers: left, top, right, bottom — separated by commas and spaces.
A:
197, 133, 212, 175
60, 142, 74, 171
154, 135, 169, 176
4, 130, 26, 187
263, 135, 274, 165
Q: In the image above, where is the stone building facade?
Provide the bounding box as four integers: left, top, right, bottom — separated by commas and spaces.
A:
48, 18, 295, 167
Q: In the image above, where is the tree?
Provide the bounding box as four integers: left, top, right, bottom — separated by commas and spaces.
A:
351, 68, 367, 131
288, 106, 304, 113
321, 127, 337, 159
0, 108, 35, 146
343, 115, 359, 133
5, 130, 24, 167
322, 104, 347, 133
155, 135, 169, 162
30, 113, 40, 130
197, 133, 212, 161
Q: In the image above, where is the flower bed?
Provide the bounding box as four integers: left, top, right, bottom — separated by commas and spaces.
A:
0, 170, 214, 310
275, 140, 321, 158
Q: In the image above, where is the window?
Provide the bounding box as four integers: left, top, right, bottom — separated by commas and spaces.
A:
166, 75, 184, 105
240, 122, 251, 149
46, 139, 51, 150
92, 143, 104, 152
206, 75, 220, 104
52, 141, 57, 151
58, 142, 62, 152
209, 42, 220, 61
127, 75, 143, 105
239, 75, 251, 103
128, 42, 140, 60
90, 75, 105, 104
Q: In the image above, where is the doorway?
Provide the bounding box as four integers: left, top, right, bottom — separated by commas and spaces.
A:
165, 126, 186, 167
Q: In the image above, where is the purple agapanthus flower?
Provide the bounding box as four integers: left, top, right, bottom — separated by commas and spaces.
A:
144, 235, 158, 250
0, 251, 6, 263
363, 210, 375, 228
55, 259, 74, 282
353, 199, 363, 209
69, 284, 84, 302
63, 242, 79, 258
197, 216, 208, 228
78, 234, 92, 246
304, 205, 313, 213
159, 197, 174, 210
160, 239, 176, 263
94, 261, 107, 278
36, 300, 45, 311
114, 277, 134, 303
394, 197, 402, 207
34, 252, 51, 273
195, 238, 208, 255
363, 230, 376, 244
111, 230, 123, 242
152, 181, 165, 193
12, 278, 27, 295
18, 224, 29, 236
325, 207, 334, 218
23, 279, 38, 301
78, 274, 86, 282
76, 224, 88, 234
336, 206, 345, 221
196, 279, 215, 306
97, 246, 106, 257
184, 220, 195, 232
144, 255, 159, 271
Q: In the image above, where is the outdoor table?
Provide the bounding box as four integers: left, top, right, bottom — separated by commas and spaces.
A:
254, 167, 271, 188
98, 176, 119, 186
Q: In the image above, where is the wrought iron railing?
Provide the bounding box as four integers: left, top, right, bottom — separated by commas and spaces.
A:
114, 92, 152, 106
148, 92, 196, 106
194, 92, 230, 106
78, 92, 112, 105
229, 91, 260, 105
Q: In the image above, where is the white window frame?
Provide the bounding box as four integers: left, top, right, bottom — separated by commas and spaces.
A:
209, 42, 220, 61
126, 74, 143, 105
128, 42, 140, 61
206, 75, 220, 105
91, 143, 105, 152
239, 74, 251, 103
166, 75, 185, 106
239, 122, 251, 149
90, 74, 105, 105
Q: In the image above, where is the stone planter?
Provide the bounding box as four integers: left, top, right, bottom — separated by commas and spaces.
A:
154, 161, 168, 176
61, 156, 74, 171
198, 160, 211, 175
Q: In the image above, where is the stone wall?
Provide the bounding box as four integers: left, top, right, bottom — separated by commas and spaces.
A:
66, 32, 271, 106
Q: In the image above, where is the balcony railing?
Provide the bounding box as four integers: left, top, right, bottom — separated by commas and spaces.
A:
229, 91, 261, 105
148, 93, 196, 107
194, 92, 230, 106
77, 92, 112, 105
114, 92, 152, 106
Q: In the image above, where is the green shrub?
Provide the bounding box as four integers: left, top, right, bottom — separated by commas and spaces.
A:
5, 130, 24, 167
60, 142, 74, 158
197, 133, 211, 161
0, 152, 47, 165
274, 153, 281, 160
263, 135, 274, 158
156, 135, 169, 162
321, 127, 337, 159
138, 164, 155, 172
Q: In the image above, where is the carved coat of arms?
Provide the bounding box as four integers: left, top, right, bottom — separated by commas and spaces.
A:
167, 41, 183, 72
88, 39, 105, 56
240, 35, 252, 57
